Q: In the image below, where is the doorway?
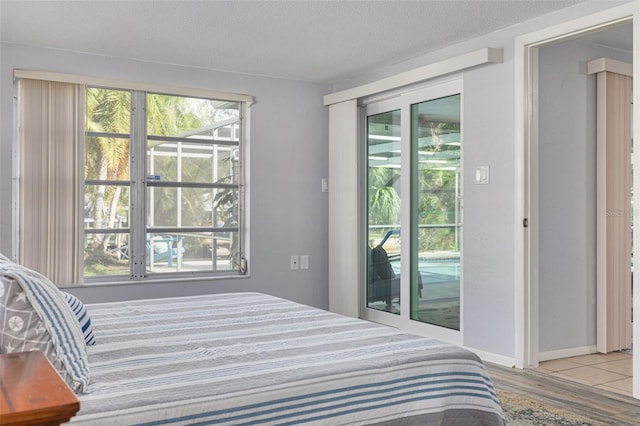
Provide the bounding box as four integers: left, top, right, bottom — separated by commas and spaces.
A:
516, 3, 638, 399
537, 23, 633, 362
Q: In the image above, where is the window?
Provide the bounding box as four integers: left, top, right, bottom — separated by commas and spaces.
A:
17, 76, 247, 285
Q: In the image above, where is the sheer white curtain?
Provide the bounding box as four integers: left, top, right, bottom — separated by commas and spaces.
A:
18, 78, 83, 286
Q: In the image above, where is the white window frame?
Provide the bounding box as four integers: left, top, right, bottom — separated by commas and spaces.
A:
13, 70, 253, 285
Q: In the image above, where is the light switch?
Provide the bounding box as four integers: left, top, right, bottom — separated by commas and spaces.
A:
474, 166, 490, 185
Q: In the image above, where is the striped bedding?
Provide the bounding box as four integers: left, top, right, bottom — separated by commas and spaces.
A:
68, 292, 505, 425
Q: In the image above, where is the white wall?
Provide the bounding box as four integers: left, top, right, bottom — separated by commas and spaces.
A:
0, 43, 331, 309
538, 40, 632, 354
328, 0, 631, 361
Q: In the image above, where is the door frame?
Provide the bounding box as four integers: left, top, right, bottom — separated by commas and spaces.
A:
514, 1, 638, 398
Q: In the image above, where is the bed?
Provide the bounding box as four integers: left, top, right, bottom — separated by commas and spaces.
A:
0, 258, 505, 425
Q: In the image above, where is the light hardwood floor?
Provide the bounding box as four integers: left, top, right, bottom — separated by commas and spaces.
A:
487, 362, 640, 425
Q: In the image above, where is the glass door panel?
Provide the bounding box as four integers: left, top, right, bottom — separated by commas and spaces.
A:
410, 94, 461, 330
367, 110, 401, 314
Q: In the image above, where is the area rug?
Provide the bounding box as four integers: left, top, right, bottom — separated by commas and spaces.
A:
498, 389, 605, 426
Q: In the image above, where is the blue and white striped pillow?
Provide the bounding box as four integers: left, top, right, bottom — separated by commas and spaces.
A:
62, 291, 96, 346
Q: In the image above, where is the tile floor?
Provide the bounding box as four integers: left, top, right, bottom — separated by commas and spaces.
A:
536, 352, 633, 396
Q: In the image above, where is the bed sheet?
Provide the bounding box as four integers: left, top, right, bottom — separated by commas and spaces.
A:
68, 292, 504, 425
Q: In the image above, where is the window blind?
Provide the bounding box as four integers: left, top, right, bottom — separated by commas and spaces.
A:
18, 79, 83, 286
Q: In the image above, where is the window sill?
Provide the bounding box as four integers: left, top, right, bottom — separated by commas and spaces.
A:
66, 272, 250, 288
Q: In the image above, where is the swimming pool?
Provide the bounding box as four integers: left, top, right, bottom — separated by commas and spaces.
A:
389, 256, 460, 285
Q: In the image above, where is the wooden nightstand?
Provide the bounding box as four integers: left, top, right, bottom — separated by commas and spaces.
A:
0, 351, 79, 426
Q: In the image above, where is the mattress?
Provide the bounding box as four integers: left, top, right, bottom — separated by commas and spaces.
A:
68, 292, 504, 425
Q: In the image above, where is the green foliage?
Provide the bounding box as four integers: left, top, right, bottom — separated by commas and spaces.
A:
85, 89, 131, 253
370, 186, 400, 226
410, 109, 461, 253
147, 94, 209, 136
368, 166, 401, 227
83, 247, 128, 276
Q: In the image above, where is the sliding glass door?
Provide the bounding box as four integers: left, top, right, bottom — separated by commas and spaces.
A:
363, 81, 462, 342
366, 109, 402, 314
410, 94, 461, 331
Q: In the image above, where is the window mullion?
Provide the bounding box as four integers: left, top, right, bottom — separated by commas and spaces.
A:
130, 91, 147, 279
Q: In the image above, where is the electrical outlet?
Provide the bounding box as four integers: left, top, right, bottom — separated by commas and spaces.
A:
300, 255, 309, 270
290, 255, 299, 270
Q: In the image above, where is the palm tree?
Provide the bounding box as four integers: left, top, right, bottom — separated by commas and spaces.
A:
367, 165, 401, 251
368, 166, 401, 227
85, 88, 130, 250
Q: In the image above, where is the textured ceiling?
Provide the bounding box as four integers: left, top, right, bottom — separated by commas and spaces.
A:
0, 0, 597, 83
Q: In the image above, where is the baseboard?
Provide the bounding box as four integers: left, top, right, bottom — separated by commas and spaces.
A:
462, 345, 598, 367
538, 345, 597, 362
465, 346, 516, 368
